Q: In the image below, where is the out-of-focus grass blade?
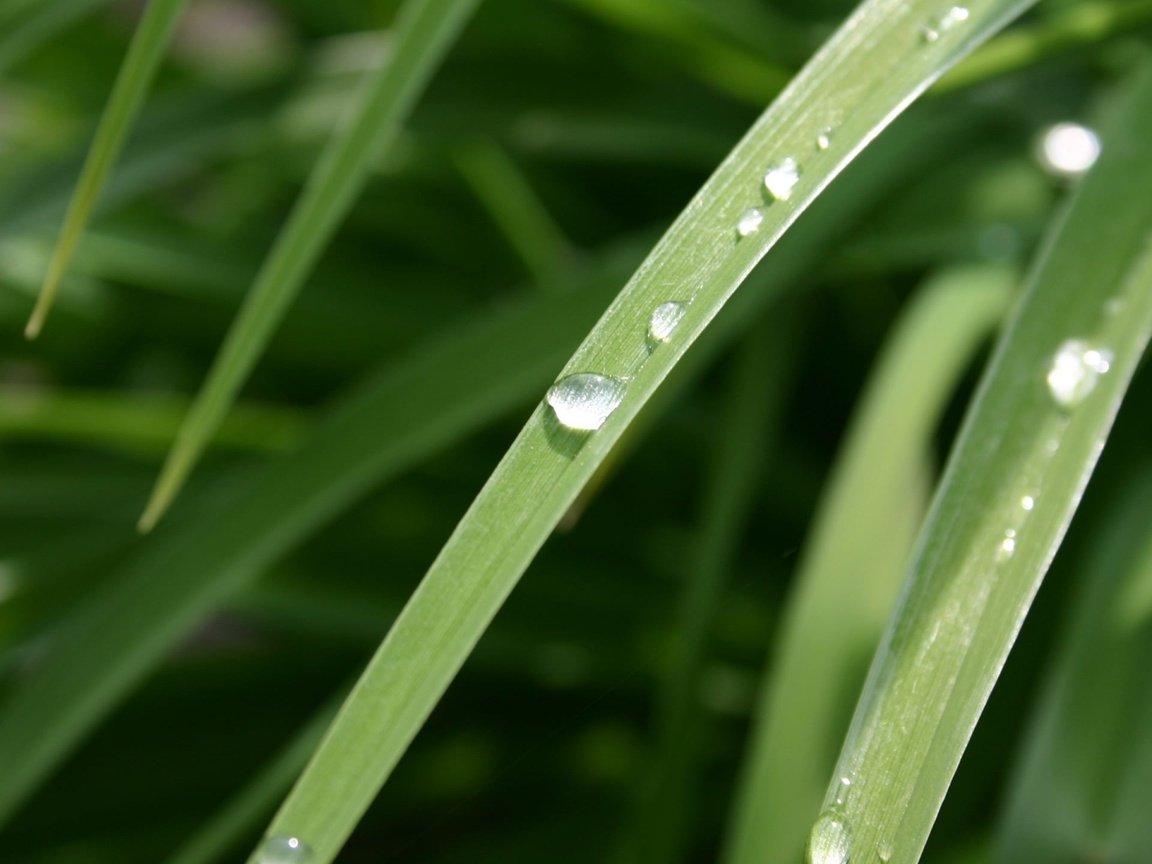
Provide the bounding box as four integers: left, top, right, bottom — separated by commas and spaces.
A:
724, 265, 1013, 864
995, 468, 1152, 863
138, 0, 480, 532
23, 0, 187, 339
252, 3, 1038, 861
0, 0, 112, 74
815, 59, 1152, 864
634, 319, 798, 864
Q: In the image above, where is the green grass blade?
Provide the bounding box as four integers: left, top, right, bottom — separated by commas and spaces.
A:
994, 468, 1152, 863
813, 59, 1152, 864
251, 3, 1038, 861
138, 0, 481, 532
0, 0, 112, 74
23, 0, 187, 339
724, 265, 1013, 864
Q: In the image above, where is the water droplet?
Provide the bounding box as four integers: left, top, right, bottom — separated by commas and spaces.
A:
834, 776, 853, 806
808, 812, 852, 864
1046, 339, 1112, 408
763, 157, 800, 201
921, 5, 969, 42
546, 373, 626, 431
648, 301, 686, 343
736, 207, 764, 237
1038, 122, 1101, 179
877, 841, 894, 862
258, 836, 313, 864
816, 128, 833, 151
997, 529, 1017, 562
1021, 495, 1036, 512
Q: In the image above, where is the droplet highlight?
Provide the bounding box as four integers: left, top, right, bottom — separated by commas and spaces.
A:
763, 157, 800, 201
1046, 339, 1112, 409
258, 836, 313, 864
816, 128, 833, 151
997, 529, 1017, 562
921, 5, 970, 42
834, 776, 853, 806
736, 207, 764, 237
1038, 122, 1101, 179
546, 373, 626, 431
648, 301, 686, 343
808, 812, 852, 864
877, 841, 894, 862
1021, 495, 1036, 512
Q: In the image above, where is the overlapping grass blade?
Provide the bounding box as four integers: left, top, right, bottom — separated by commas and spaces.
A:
23, 0, 187, 339
251, 3, 1038, 860
138, 0, 481, 531
725, 265, 1013, 864
815, 58, 1152, 864
995, 468, 1152, 863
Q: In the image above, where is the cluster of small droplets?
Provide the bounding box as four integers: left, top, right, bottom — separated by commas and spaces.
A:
258, 836, 313, 864
921, 5, 970, 42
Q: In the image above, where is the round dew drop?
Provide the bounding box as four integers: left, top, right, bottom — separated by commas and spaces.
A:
763, 158, 801, 201
258, 836, 313, 864
816, 128, 833, 151
808, 812, 852, 864
649, 301, 686, 343
736, 207, 764, 237
1046, 339, 1112, 408
546, 373, 626, 431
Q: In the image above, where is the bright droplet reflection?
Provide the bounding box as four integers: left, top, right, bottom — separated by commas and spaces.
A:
546, 373, 626, 431
1038, 122, 1101, 179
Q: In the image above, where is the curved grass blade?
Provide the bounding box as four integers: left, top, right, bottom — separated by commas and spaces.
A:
995, 468, 1152, 863
251, 3, 1039, 861
0, 102, 986, 832
724, 265, 1014, 864
23, 0, 188, 339
138, 0, 481, 532
813, 58, 1152, 864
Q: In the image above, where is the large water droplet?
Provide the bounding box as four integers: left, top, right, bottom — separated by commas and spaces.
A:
1046, 339, 1112, 408
546, 373, 626, 431
763, 158, 800, 201
648, 301, 686, 343
808, 812, 852, 864
736, 207, 764, 237
877, 841, 894, 862
258, 836, 313, 864
1038, 122, 1101, 179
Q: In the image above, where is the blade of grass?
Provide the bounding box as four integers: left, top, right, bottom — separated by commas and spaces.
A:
0, 0, 113, 74
23, 0, 188, 339
633, 314, 800, 864
994, 467, 1152, 863
723, 265, 1014, 864
138, 0, 481, 531
251, 3, 1040, 861
0, 102, 984, 830
814, 58, 1152, 864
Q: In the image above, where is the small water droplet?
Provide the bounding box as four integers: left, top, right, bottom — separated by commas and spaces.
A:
808, 812, 852, 864
258, 836, 313, 864
736, 207, 764, 237
921, 5, 969, 42
1021, 495, 1036, 512
816, 128, 833, 151
648, 301, 686, 342
763, 157, 800, 201
546, 373, 626, 431
1037, 122, 1101, 179
997, 529, 1017, 562
834, 776, 853, 806
877, 841, 893, 862
1046, 339, 1112, 408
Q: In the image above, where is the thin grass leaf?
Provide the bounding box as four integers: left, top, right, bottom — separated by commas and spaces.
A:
0, 0, 112, 74
251, 3, 1039, 861
813, 58, 1152, 864
995, 468, 1152, 863
725, 265, 1014, 864
23, 0, 187, 339
138, 0, 481, 532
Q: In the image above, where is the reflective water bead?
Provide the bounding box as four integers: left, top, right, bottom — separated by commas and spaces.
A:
834, 776, 852, 806
1021, 495, 1036, 512
546, 373, 626, 431
736, 207, 764, 237
816, 128, 833, 151
877, 841, 894, 862
258, 836, 313, 864
648, 301, 686, 343
921, 5, 969, 42
997, 529, 1017, 562
808, 812, 852, 864
1038, 123, 1101, 179
1046, 339, 1112, 408
763, 157, 801, 201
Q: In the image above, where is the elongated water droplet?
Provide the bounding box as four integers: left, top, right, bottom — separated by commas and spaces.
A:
547, 373, 626, 431
1046, 339, 1112, 408
816, 128, 833, 151
877, 841, 893, 862
648, 301, 686, 343
808, 812, 852, 864
1038, 122, 1101, 179
834, 776, 852, 806
736, 207, 764, 237
763, 157, 800, 201
258, 836, 313, 864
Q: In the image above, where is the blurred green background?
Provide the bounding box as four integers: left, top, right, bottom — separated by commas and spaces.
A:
1, 1, 1150, 862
